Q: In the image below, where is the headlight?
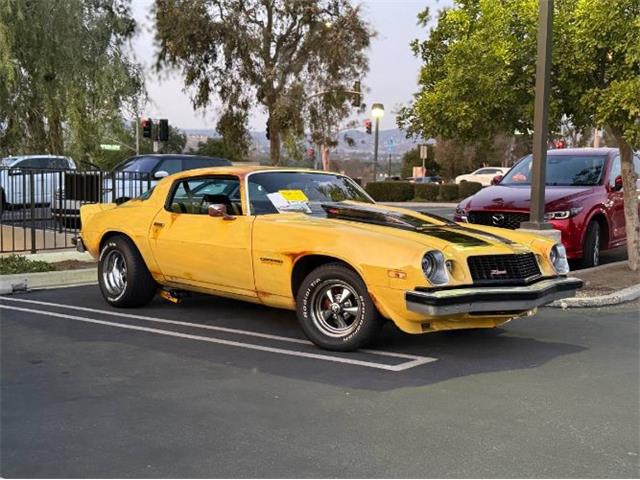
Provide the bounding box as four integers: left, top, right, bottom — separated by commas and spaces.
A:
454, 206, 469, 222
544, 207, 583, 220
422, 250, 449, 285
550, 243, 570, 274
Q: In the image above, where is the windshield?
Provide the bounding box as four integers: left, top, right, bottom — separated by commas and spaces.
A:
115, 157, 159, 173
247, 171, 373, 215
501, 154, 607, 186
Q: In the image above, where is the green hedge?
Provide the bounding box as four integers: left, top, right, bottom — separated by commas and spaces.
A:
365, 181, 484, 202
438, 183, 460, 201
458, 181, 483, 199
414, 183, 440, 201
365, 182, 414, 202
0, 254, 55, 274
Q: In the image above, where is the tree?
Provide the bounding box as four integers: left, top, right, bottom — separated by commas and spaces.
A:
399, 0, 640, 270
0, 0, 144, 160
154, 0, 372, 165
190, 138, 227, 158
560, 0, 640, 270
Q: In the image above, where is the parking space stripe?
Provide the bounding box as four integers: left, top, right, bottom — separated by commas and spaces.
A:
0, 296, 434, 362
0, 304, 437, 372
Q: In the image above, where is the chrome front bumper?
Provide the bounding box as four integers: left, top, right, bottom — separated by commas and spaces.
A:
406, 277, 583, 316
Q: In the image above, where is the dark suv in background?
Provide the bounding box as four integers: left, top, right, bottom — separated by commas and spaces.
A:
454, 148, 640, 267
52, 154, 231, 227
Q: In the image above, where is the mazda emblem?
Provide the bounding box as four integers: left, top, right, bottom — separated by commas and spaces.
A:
491, 213, 505, 226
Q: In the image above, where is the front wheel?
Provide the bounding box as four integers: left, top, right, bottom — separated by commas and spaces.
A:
98, 235, 157, 307
296, 263, 384, 351
579, 221, 601, 269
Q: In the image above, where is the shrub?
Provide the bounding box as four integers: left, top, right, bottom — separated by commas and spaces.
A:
438, 183, 460, 201
458, 181, 483, 199
0, 254, 55, 274
365, 182, 414, 202
414, 183, 439, 201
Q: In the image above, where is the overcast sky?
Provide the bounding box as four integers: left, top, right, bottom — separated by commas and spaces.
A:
130, 0, 451, 132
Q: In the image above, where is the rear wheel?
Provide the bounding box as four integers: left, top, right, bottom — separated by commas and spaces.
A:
296, 263, 384, 351
579, 221, 601, 269
98, 235, 157, 307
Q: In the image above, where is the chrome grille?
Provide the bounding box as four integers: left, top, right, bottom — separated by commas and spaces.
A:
468, 253, 541, 283
467, 211, 530, 229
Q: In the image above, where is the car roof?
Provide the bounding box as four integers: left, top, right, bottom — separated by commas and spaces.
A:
166, 166, 343, 181
3, 155, 70, 160
129, 154, 229, 160
546, 147, 618, 156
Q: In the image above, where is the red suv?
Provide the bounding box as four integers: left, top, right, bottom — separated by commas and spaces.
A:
454, 148, 640, 267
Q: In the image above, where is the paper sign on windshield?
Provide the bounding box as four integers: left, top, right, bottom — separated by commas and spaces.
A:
266, 191, 311, 213
279, 190, 309, 202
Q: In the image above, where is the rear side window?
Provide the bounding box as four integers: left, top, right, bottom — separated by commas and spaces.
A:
183, 157, 231, 169
156, 158, 183, 175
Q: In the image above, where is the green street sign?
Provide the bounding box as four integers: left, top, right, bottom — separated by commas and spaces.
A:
100, 144, 121, 151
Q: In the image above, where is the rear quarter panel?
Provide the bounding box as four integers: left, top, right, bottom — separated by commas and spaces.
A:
80, 198, 164, 279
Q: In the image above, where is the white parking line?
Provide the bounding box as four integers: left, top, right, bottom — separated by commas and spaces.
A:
0, 296, 433, 362
0, 304, 437, 372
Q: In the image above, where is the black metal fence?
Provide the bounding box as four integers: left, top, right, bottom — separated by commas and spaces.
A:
1, 167, 152, 253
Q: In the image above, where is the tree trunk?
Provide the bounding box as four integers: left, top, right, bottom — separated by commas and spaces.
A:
613, 130, 639, 271
47, 107, 64, 155
268, 116, 281, 166
321, 144, 331, 171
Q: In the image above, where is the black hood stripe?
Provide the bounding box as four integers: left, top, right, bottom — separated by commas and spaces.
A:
321, 203, 495, 247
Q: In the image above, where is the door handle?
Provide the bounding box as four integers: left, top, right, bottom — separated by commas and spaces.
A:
153, 222, 165, 228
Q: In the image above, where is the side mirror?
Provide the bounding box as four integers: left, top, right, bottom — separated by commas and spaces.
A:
154, 170, 169, 179
613, 175, 623, 191
491, 175, 503, 185
208, 204, 235, 221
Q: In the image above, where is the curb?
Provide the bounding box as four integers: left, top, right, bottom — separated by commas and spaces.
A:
0, 268, 97, 294
0, 250, 92, 262
549, 283, 640, 308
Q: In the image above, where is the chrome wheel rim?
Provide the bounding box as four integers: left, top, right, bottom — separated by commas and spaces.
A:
310, 280, 361, 338
102, 250, 127, 297
593, 228, 600, 266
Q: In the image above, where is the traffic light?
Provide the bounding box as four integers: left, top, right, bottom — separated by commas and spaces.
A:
142, 118, 152, 138
265, 121, 270, 140
159, 119, 169, 142
364, 119, 372, 135
351, 80, 361, 107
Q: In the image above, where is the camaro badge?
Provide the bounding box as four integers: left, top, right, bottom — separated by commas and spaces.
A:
490, 269, 508, 276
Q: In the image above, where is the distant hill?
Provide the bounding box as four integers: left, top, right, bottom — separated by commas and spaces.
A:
181, 127, 421, 157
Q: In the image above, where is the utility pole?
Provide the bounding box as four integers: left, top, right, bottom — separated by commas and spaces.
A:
521, 0, 555, 232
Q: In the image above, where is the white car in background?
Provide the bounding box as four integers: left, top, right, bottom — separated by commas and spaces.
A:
0, 155, 76, 213
455, 167, 510, 186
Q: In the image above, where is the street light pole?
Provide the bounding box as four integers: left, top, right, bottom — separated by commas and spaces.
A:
373, 116, 380, 181
521, 0, 554, 231
371, 103, 384, 182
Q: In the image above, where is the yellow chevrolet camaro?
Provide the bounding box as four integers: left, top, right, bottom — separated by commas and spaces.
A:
77, 166, 582, 351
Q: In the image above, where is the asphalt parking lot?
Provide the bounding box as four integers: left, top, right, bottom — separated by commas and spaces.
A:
1, 285, 638, 477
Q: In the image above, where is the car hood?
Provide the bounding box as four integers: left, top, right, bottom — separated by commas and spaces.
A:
460, 185, 597, 211
274, 202, 537, 255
